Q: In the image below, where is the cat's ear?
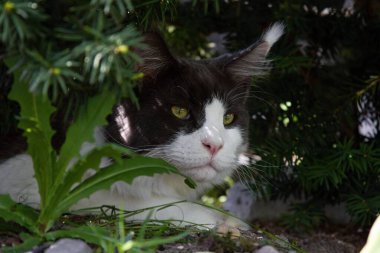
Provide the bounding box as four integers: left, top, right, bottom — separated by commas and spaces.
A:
224, 23, 284, 82
137, 33, 177, 78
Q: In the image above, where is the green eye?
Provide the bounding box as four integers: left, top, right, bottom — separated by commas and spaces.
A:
171, 106, 189, 119
223, 113, 235, 125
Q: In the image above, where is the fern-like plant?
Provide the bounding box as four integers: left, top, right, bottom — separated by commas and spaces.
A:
0, 1, 198, 251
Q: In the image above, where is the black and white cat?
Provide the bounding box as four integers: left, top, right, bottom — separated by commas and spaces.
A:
0, 23, 284, 228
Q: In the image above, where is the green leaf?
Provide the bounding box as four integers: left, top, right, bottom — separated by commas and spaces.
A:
184, 178, 196, 189
2, 234, 42, 253
0, 218, 22, 233
0, 195, 40, 235
45, 225, 187, 251
57, 156, 180, 214
131, 232, 188, 249
48, 144, 135, 212
54, 89, 116, 189
45, 226, 117, 245
7, 72, 55, 209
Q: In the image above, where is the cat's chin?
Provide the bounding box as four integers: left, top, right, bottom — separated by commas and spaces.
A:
184, 165, 218, 182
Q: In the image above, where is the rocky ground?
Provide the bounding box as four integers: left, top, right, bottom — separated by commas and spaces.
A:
156, 223, 368, 253
255, 221, 367, 253
0, 220, 368, 253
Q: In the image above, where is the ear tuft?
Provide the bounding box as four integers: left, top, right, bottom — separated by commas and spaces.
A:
263, 22, 285, 47
225, 22, 285, 82
137, 33, 176, 78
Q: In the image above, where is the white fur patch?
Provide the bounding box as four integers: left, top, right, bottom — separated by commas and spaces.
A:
263, 22, 285, 47
148, 98, 245, 183
115, 105, 132, 143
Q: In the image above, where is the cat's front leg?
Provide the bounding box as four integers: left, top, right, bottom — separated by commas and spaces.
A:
152, 201, 251, 236
121, 198, 249, 230
153, 201, 225, 228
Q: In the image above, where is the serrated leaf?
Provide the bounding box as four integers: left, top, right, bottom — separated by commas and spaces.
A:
54, 89, 117, 189
2, 232, 42, 253
47, 144, 135, 212
7, 73, 55, 209
57, 156, 180, 214
0, 218, 23, 233
0, 195, 40, 235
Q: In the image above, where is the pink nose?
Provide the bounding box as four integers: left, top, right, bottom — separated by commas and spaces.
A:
202, 140, 223, 156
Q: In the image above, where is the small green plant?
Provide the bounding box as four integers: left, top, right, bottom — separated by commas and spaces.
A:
99, 212, 188, 253
43, 213, 188, 253
0, 68, 195, 252
280, 202, 326, 232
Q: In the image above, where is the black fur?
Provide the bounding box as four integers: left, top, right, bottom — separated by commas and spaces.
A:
106, 33, 269, 151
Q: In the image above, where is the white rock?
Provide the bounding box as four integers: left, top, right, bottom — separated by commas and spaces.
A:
45, 239, 92, 253
255, 245, 280, 253
223, 182, 255, 220
225, 182, 352, 224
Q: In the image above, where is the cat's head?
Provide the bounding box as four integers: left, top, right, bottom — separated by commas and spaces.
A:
108, 23, 284, 184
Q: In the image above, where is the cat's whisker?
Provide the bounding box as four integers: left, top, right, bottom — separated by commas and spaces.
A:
229, 94, 276, 109
235, 169, 251, 190
250, 163, 283, 169
225, 85, 249, 102
226, 87, 279, 108
251, 167, 279, 189
235, 165, 277, 193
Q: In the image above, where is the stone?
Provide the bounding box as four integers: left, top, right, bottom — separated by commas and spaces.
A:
255, 245, 280, 253
45, 238, 92, 253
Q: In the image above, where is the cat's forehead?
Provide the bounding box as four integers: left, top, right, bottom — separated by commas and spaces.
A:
156, 60, 240, 103
139, 23, 284, 106
181, 60, 227, 85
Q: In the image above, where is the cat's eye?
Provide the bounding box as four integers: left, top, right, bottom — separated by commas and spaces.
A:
223, 113, 235, 125
171, 106, 190, 119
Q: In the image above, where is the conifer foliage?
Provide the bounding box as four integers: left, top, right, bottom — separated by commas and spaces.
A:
171, 0, 380, 228
0, 0, 189, 157
1, 0, 379, 232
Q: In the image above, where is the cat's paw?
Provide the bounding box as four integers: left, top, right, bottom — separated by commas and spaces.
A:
216, 223, 241, 238
223, 215, 251, 231
215, 215, 251, 238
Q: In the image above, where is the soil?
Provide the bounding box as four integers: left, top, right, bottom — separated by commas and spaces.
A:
0, 220, 369, 253
156, 222, 369, 253
255, 221, 368, 253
